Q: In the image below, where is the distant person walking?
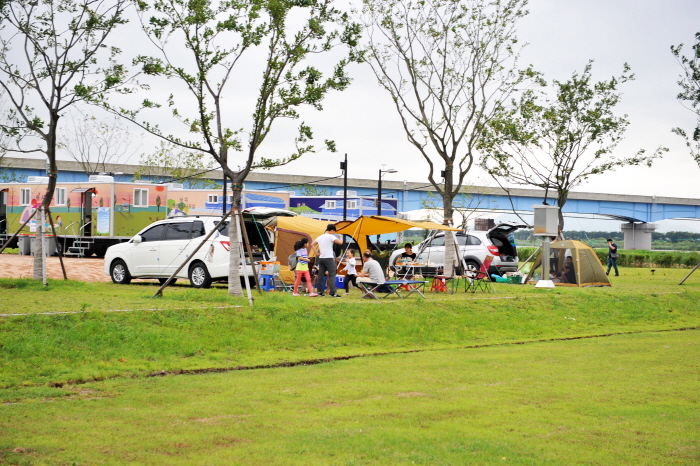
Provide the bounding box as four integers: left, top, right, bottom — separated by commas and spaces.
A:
311, 224, 343, 297
606, 238, 619, 276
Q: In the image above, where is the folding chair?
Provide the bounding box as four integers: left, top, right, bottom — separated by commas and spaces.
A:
430, 275, 453, 293
465, 255, 496, 293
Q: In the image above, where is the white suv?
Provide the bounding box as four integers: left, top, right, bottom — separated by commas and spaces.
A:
390, 222, 525, 276
104, 216, 251, 288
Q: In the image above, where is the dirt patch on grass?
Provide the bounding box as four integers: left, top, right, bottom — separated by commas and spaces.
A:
0, 254, 111, 283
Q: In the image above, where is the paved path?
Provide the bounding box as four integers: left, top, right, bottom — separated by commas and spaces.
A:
0, 254, 111, 282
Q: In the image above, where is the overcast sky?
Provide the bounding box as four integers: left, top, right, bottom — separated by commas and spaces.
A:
5, 0, 699, 231
45, 0, 700, 199
260, 0, 699, 201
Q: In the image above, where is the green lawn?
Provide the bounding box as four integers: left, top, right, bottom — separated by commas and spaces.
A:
1, 330, 698, 465
1, 267, 699, 464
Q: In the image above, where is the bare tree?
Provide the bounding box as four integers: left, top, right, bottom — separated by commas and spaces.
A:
359, 0, 534, 276
480, 62, 667, 232
0, 0, 130, 280
59, 113, 140, 176
133, 141, 218, 189
671, 32, 700, 169
420, 186, 492, 230
108, 0, 360, 296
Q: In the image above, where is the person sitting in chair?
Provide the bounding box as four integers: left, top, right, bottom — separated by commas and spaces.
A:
392, 242, 417, 278
357, 252, 386, 285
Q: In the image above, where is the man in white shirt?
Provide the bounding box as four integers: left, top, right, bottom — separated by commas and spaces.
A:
357, 252, 386, 285
311, 224, 343, 297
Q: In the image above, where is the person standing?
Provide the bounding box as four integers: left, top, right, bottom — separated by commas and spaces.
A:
606, 238, 619, 276
311, 224, 343, 297
292, 238, 318, 297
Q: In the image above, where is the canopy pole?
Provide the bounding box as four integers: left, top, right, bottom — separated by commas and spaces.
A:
679, 262, 700, 285
337, 219, 363, 272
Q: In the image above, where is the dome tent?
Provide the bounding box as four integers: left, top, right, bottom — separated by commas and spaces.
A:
524, 240, 611, 287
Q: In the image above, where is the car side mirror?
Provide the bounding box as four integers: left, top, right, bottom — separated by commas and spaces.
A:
133, 235, 142, 244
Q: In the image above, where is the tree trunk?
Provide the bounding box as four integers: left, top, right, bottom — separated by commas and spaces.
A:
443, 194, 456, 277
227, 182, 244, 296
556, 191, 569, 234
33, 112, 60, 280
32, 206, 43, 280
441, 164, 458, 277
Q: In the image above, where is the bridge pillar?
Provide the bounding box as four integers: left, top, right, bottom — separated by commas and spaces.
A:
621, 222, 657, 250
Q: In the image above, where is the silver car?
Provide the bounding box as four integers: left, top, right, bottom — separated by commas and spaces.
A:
390, 222, 526, 276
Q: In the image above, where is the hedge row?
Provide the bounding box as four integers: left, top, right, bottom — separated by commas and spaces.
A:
517, 247, 700, 269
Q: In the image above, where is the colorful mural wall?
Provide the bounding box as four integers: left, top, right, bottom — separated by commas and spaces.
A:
0, 181, 166, 237
289, 196, 398, 219
167, 189, 290, 216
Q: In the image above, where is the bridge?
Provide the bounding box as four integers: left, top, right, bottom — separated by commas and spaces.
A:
3, 157, 700, 249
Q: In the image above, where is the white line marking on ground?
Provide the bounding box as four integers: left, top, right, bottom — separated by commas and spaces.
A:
0, 305, 243, 317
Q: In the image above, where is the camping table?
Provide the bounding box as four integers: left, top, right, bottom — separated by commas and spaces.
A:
359, 280, 427, 300
395, 261, 426, 279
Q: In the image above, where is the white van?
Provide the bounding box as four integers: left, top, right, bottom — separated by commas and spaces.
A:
104, 208, 293, 288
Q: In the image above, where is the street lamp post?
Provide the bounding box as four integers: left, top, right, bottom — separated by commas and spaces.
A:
377, 168, 397, 244
340, 153, 348, 221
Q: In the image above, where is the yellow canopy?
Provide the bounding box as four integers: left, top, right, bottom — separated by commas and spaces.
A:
335, 215, 460, 254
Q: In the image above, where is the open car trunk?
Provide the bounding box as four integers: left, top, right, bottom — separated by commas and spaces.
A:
488, 222, 526, 263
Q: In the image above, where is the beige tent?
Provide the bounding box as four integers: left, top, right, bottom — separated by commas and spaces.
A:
273, 216, 330, 283
525, 240, 611, 287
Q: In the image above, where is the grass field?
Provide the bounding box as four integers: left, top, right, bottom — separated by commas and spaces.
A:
1, 268, 699, 464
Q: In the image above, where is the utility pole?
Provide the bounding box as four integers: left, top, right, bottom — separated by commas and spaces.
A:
341, 153, 348, 221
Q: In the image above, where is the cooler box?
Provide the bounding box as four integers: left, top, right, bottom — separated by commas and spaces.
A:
321, 275, 344, 291
259, 261, 279, 276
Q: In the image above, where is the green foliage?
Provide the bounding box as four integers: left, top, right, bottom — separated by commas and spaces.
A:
517, 246, 699, 268
515, 229, 700, 251
671, 31, 700, 168
111, 0, 360, 296
481, 61, 668, 231
117, 0, 360, 180
133, 141, 218, 189
0, 0, 131, 213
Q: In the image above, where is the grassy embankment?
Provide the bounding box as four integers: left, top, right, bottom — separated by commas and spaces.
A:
1, 268, 698, 392
1, 269, 699, 464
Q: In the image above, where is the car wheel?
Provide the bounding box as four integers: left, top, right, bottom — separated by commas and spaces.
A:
189, 262, 212, 288
110, 260, 132, 285
158, 278, 177, 285
464, 260, 480, 276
